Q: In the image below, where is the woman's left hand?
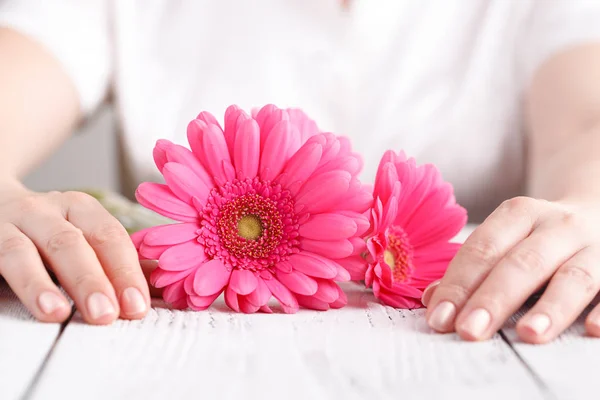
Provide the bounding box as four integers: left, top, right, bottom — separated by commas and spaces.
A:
422, 196, 600, 343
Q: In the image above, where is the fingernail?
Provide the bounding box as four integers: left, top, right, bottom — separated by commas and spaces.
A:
121, 287, 147, 315
38, 291, 68, 315
524, 313, 551, 335
460, 308, 491, 339
421, 280, 441, 307
428, 301, 456, 331
87, 292, 116, 320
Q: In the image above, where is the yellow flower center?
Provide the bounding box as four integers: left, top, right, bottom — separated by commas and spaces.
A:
237, 215, 263, 240
385, 228, 414, 283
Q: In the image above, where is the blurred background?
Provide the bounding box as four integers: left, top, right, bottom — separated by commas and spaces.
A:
23, 106, 118, 192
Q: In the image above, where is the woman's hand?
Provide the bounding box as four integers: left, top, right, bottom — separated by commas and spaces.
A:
0, 179, 150, 324
422, 196, 600, 343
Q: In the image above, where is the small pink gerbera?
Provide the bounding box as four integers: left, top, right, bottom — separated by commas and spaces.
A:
346, 150, 467, 309
132, 105, 372, 313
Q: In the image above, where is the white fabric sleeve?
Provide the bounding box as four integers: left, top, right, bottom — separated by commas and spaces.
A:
0, 0, 112, 115
518, 0, 600, 87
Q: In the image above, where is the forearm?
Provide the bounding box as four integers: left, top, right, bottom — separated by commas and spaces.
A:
0, 27, 80, 179
526, 44, 600, 203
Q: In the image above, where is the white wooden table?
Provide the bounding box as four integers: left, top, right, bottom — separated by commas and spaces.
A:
1, 228, 598, 400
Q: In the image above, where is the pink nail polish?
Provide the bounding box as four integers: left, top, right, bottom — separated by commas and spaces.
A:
87, 292, 116, 320
460, 308, 491, 339
524, 313, 551, 335
38, 292, 68, 315
428, 301, 456, 331
122, 287, 147, 315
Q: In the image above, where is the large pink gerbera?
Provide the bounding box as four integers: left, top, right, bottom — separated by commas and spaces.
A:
131, 105, 372, 313
346, 150, 467, 308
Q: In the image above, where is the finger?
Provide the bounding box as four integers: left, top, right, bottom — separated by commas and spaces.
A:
421, 279, 440, 307
426, 197, 541, 332
455, 224, 582, 341
65, 192, 150, 319
16, 210, 119, 324
140, 260, 163, 298
0, 223, 71, 322
516, 246, 600, 343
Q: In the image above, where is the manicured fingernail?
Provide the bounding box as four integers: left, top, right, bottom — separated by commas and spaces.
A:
524, 313, 551, 335
421, 280, 441, 307
87, 292, 116, 320
121, 287, 147, 315
460, 308, 491, 339
38, 292, 68, 315
428, 301, 456, 331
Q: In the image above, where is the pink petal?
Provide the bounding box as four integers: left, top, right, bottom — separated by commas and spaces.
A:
286, 108, 319, 143
256, 105, 288, 149
187, 119, 206, 161
299, 238, 354, 259
163, 162, 212, 204
144, 223, 199, 246
130, 227, 152, 250
150, 268, 192, 288
188, 292, 220, 309
234, 118, 260, 179
170, 297, 189, 310
349, 237, 367, 256
196, 111, 220, 127
224, 286, 240, 312
334, 179, 374, 213
296, 295, 329, 311
162, 280, 186, 304
287, 252, 337, 279
274, 260, 293, 273
159, 241, 207, 271
245, 278, 271, 307
259, 305, 273, 314
153, 139, 170, 172
313, 154, 361, 177
299, 213, 358, 241
263, 276, 298, 308
239, 297, 260, 314
224, 105, 248, 155
281, 303, 300, 314
313, 279, 339, 303
139, 242, 170, 260
259, 120, 300, 181
338, 211, 371, 237
295, 170, 351, 214
277, 142, 323, 192
336, 256, 368, 281
334, 262, 351, 282
229, 269, 258, 295
330, 285, 347, 309
275, 270, 318, 296
193, 259, 232, 296
373, 162, 398, 206
136, 183, 198, 222
201, 123, 235, 184
164, 143, 214, 189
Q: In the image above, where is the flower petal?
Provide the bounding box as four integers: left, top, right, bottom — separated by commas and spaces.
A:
224, 286, 240, 312
201, 123, 235, 184
164, 142, 214, 189
275, 270, 318, 296
336, 256, 368, 281
162, 279, 186, 304
299, 238, 354, 259
139, 242, 170, 260
136, 183, 198, 222
130, 227, 152, 250
159, 241, 207, 271
163, 162, 212, 204
193, 259, 232, 296
287, 252, 337, 279
296, 295, 329, 311
259, 120, 300, 181
144, 223, 199, 246
229, 269, 258, 295
278, 142, 323, 193
295, 170, 351, 214
234, 118, 260, 179
239, 297, 261, 314
188, 292, 220, 310
150, 268, 192, 288
153, 139, 170, 172
330, 285, 347, 309
313, 279, 339, 303
245, 277, 271, 307
263, 276, 298, 308
299, 213, 357, 241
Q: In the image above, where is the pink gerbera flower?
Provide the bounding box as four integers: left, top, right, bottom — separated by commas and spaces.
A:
131, 105, 372, 313
346, 150, 467, 308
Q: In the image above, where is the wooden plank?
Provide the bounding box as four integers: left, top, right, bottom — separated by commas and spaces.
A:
32, 283, 543, 400
502, 306, 599, 400
0, 282, 62, 400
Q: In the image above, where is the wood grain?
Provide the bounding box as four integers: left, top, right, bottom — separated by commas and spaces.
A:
31, 284, 543, 400
503, 306, 600, 400
0, 282, 62, 400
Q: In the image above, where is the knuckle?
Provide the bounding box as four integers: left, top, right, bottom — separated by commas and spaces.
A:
434, 282, 471, 304
0, 234, 30, 256
73, 272, 103, 288
16, 196, 43, 214
108, 264, 140, 284
500, 196, 533, 212
46, 229, 84, 253
460, 239, 499, 265
88, 223, 129, 247
63, 191, 98, 206
505, 247, 546, 274
556, 265, 596, 294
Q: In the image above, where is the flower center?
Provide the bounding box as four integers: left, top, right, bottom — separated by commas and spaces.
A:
198, 178, 300, 271
385, 226, 414, 283
237, 215, 263, 240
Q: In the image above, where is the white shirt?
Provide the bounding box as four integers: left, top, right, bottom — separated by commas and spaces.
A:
2, 0, 600, 221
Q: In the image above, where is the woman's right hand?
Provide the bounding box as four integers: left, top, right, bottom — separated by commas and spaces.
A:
0, 178, 150, 324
